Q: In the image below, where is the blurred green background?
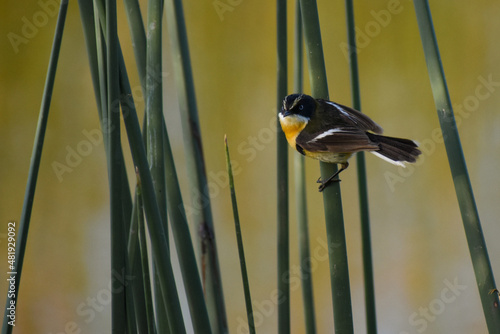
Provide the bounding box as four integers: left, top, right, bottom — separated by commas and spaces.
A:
1, 0, 500, 333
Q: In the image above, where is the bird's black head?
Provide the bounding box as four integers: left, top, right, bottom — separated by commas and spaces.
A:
280, 94, 316, 120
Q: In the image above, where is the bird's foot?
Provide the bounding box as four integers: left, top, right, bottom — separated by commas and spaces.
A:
316, 176, 341, 192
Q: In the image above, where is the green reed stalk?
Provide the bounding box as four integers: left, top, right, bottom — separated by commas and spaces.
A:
225, 136, 256, 334
127, 192, 151, 333
121, 1, 169, 330
344, 1, 377, 333
113, 1, 213, 331
299, 0, 354, 332
145, 0, 165, 223
145, 2, 169, 331
163, 1, 227, 331
123, 0, 147, 84
79, 2, 139, 330
277, 0, 290, 333
161, 104, 213, 334
1, 2, 68, 333
135, 176, 157, 334
293, 1, 316, 333
105, 0, 128, 331
90, 0, 135, 222
413, 1, 500, 331
88, 4, 186, 328
118, 63, 186, 333
92, 1, 108, 120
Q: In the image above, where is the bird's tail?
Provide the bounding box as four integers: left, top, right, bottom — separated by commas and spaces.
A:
366, 132, 421, 166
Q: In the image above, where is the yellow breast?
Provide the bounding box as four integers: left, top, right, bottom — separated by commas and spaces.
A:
279, 113, 353, 164
279, 114, 308, 149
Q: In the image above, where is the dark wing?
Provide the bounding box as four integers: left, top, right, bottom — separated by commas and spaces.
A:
320, 100, 384, 134
296, 127, 379, 154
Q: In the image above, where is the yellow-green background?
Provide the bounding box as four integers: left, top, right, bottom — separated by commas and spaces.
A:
1, 0, 500, 333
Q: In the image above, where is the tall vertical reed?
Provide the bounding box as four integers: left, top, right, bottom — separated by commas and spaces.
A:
164, 0, 228, 331
293, 1, 316, 333
413, 1, 500, 331
299, 0, 354, 332
1, 2, 69, 334
277, 0, 290, 333
344, 1, 377, 333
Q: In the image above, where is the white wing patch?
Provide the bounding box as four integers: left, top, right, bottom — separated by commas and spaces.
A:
325, 101, 358, 123
370, 151, 406, 167
310, 128, 346, 142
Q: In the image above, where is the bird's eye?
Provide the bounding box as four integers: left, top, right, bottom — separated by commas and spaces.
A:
299, 105, 304, 111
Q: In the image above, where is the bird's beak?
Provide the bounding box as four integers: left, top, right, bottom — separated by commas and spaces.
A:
281, 109, 291, 117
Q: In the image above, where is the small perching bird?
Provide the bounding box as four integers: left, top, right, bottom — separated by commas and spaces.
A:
279, 94, 421, 191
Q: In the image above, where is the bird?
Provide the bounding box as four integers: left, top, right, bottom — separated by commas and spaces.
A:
279, 93, 421, 191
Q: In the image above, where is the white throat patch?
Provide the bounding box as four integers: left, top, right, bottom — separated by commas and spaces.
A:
279, 113, 309, 127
